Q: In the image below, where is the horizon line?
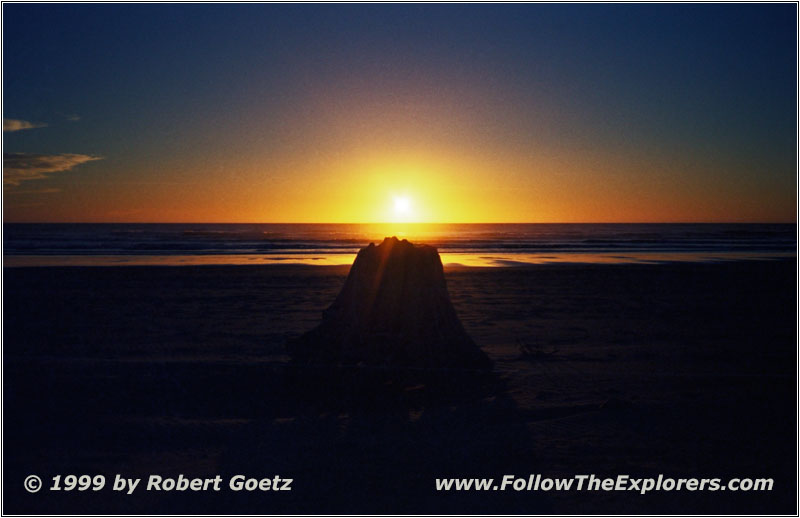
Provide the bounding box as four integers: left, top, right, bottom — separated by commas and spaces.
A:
2, 221, 797, 225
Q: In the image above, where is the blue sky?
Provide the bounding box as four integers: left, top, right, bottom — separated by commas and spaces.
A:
3, 3, 796, 222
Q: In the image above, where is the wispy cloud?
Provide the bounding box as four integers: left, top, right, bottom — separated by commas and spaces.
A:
9, 187, 62, 195
4, 152, 102, 186
3, 118, 47, 132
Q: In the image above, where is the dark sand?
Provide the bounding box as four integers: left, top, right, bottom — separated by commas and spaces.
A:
3, 260, 796, 514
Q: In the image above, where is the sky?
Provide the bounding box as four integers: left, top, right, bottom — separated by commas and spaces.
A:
2, 3, 796, 223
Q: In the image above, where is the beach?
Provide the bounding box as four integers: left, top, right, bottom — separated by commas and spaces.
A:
3, 259, 796, 513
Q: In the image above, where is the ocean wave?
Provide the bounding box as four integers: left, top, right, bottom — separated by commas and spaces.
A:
3, 223, 796, 257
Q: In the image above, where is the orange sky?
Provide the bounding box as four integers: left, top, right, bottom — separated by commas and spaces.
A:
5, 130, 793, 223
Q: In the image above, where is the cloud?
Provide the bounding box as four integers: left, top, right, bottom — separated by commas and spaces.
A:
9, 187, 62, 195
4, 152, 102, 186
3, 118, 47, 132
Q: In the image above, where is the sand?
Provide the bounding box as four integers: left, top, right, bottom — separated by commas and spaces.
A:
3, 259, 796, 513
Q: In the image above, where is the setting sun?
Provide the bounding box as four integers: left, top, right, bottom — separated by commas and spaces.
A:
387, 192, 420, 223
394, 196, 411, 215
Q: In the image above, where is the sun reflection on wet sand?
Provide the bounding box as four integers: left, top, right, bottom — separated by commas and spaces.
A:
3, 251, 794, 268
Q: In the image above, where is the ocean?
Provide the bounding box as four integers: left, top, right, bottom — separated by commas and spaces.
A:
2, 223, 796, 267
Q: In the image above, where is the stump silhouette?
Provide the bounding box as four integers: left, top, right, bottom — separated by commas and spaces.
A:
288, 237, 491, 369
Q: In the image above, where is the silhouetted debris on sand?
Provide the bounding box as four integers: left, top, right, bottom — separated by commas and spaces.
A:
288, 237, 491, 369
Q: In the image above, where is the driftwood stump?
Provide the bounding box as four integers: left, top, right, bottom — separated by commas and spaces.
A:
288, 237, 491, 369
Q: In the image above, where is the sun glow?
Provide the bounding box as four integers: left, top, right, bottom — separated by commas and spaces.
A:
390, 194, 417, 223
394, 196, 411, 215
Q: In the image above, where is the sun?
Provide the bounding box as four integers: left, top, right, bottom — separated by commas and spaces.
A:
388, 195, 417, 223
394, 196, 412, 215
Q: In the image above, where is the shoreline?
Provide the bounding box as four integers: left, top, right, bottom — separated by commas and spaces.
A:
2, 252, 796, 269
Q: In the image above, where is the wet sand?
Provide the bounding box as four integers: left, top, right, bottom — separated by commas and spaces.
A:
3, 260, 796, 513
